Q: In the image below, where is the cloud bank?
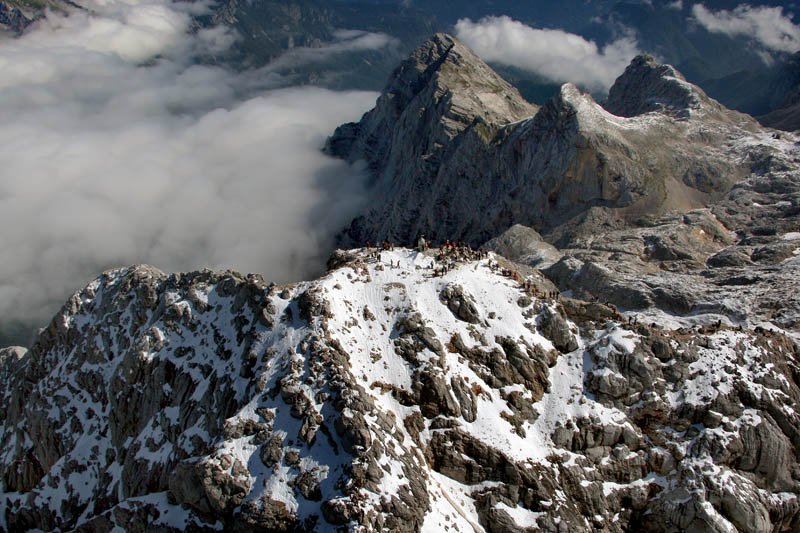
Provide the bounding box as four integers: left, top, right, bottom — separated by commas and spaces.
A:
454, 16, 641, 92
0, 0, 377, 334
692, 3, 800, 53
261, 28, 399, 73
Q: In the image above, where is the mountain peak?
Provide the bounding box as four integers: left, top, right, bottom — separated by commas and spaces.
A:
327, 36, 776, 249
389, 33, 503, 88
407, 32, 457, 66
380, 33, 457, 106
374, 31, 536, 130
604, 54, 704, 118
324, 32, 536, 182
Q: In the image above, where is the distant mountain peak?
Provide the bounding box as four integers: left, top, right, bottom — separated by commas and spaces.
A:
374, 32, 536, 134
379, 32, 457, 109
403, 32, 456, 69
379, 32, 535, 125
324, 32, 536, 182
326, 35, 785, 248
604, 53, 705, 118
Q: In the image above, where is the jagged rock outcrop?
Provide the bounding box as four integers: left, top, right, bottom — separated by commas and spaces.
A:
2, 249, 799, 532
0, 0, 31, 34
326, 33, 537, 245
326, 32, 536, 175
328, 36, 775, 249
536, 141, 800, 331
604, 54, 706, 119
483, 224, 562, 269
439, 283, 480, 323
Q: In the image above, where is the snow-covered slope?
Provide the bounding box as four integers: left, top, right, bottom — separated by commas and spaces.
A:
1, 248, 799, 532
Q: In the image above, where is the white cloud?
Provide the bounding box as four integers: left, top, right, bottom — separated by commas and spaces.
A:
454, 16, 641, 92
262, 28, 399, 73
666, 1, 683, 10
692, 3, 800, 53
0, 1, 376, 330
32, 0, 192, 62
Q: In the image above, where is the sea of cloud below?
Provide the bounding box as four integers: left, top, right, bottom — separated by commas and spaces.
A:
0, 0, 380, 332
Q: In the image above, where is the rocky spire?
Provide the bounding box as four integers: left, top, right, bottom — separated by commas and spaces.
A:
324, 33, 537, 174
604, 54, 705, 118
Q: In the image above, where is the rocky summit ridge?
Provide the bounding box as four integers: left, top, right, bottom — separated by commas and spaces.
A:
326, 33, 536, 169
2, 248, 800, 532
327, 34, 784, 250
605, 54, 707, 119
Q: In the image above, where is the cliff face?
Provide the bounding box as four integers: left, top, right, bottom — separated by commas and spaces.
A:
325, 33, 537, 244
326, 33, 537, 174
2, 250, 800, 532
326, 35, 780, 249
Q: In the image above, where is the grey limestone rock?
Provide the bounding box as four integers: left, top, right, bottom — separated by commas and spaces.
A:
326, 248, 358, 271
707, 246, 753, 267
297, 287, 331, 322
168, 459, 251, 521
539, 305, 578, 353
412, 369, 460, 419
232, 498, 299, 532
484, 224, 563, 269
440, 283, 481, 323
450, 375, 478, 423
328, 37, 767, 249
604, 54, 704, 118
